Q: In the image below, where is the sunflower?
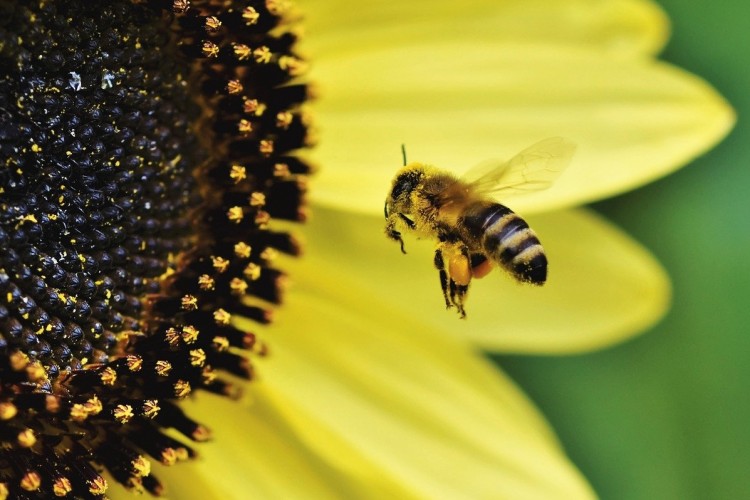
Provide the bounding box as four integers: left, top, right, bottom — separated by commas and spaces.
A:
0, 0, 734, 499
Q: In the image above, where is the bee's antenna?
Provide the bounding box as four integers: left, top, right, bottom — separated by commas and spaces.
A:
401, 144, 407, 166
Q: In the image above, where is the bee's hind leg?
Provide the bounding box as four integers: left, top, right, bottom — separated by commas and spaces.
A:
435, 241, 472, 318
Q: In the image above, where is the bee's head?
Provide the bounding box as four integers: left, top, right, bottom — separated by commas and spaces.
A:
385, 166, 423, 219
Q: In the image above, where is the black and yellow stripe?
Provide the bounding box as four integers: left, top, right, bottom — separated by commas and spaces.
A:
460, 201, 547, 284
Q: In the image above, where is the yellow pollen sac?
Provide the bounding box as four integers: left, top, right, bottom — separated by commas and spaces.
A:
113, 404, 134, 424
132, 456, 151, 477
227, 206, 244, 223
172, 0, 189, 14
229, 164, 246, 183
238, 119, 253, 134
17, 428, 36, 448
213, 308, 231, 325
142, 400, 160, 419
201, 41, 219, 58
253, 46, 272, 64
126, 355, 143, 372
88, 476, 108, 495
155, 360, 172, 377
189, 348, 206, 367
249, 192, 266, 207
211, 256, 230, 273
254, 210, 271, 227
226, 79, 243, 95
70, 404, 88, 422
53, 477, 73, 497
234, 241, 252, 258
181, 294, 199, 310
273, 162, 291, 177
260, 247, 278, 261
20, 472, 41, 492
10, 351, 29, 371
0, 402, 17, 420
258, 139, 273, 156
275, 111, 293, 129
233, 43, 252, 61
244, 263, 261, 281
242, 6, 260, 25
164, 327, 181, 345
212, 336, 229, 351
198, 274, 215, 290
173, 380, 191, 398
181, 325, 199, 343
204, 16, 222, 33
230, 277, 249, 295
161, 448, 178, 466
84, 395, 103, 416
100, 367, 117, 386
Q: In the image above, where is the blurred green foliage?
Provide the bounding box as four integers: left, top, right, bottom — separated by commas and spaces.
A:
495, 2, 750, 498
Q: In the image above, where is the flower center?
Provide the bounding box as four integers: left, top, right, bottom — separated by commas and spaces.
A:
0, 0, 311, 496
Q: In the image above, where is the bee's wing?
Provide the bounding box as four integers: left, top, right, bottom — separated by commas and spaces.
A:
463, 137, 576, 198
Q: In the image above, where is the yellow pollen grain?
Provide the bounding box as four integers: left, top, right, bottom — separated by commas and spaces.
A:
142, 400, 160, 419
53, 477, 73, 497
244, 263, 261, 281
20, 472, 41, 492
230, 277, 248, 295
174, 380, 192, 398
88, 476, 108, 495
212, 336, 229, 351
85, 395, 103, 415
161, 448, 178, 466
181, 294, 198, 310
173, 0, 189, 14
30, 143, 41, 153
238, 119, 253, 134
70, 403, 88, 422
234, 241, 252, 258
189, 349, 206, 367
229, 164, 246, 183
233, 43, 252, 61
155, 360, 172, 377
0, 402, 17, 420
113, 404, 134, 424
227, 206, 244, 223
202, 41, 219, 58
127, 355, 143, 372
212, 256, 230, 273
253, 46, 272, 64
213, 308, 231, 325
182, 325, 199, 343
165, 327, 181, 345
198, 274, 215, 290
273, 162, 290, 177
132, 456, 151, 477
260, 247, 278, 261
17, 428, 36, 448
243, 6, 260, 25
204, 16, 222, 32
100, 367, 117, 386
254, 210, 271, 227
202, 367, 218, 384
249, 192, 266, 207
276, 111, 293, 129
227, 79, 243, 95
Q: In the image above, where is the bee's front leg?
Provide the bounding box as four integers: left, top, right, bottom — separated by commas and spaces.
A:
385, 217, 406, 253
435, 240, 472, 318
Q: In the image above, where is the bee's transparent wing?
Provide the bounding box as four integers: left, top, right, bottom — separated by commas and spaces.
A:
463, 137, 576, 198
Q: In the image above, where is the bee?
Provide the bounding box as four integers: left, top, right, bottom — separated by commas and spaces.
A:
384, 137, 576, 318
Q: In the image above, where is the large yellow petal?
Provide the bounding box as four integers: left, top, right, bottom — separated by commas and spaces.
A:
285, 205, 669, 353
305, 0, 668, 57
250, 285, 596, 498
311, 43, 733, 216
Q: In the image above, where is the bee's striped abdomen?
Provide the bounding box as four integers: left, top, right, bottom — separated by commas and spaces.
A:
461, 202, 547, 284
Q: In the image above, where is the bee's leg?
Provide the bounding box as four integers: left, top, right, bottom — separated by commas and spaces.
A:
436, 240, 472, 318
385, 218, 406, 253
434, 249, 451, 309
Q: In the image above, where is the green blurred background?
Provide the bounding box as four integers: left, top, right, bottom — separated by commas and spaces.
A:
495, 2, 749, 499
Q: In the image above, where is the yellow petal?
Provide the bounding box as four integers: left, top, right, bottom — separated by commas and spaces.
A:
249, 284, 596, 498
289, 205, 669, 353
312, 44, 734, 216
305, 0, 669, 57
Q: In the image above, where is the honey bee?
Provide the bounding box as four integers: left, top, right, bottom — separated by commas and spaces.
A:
384, 137, 576, 318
